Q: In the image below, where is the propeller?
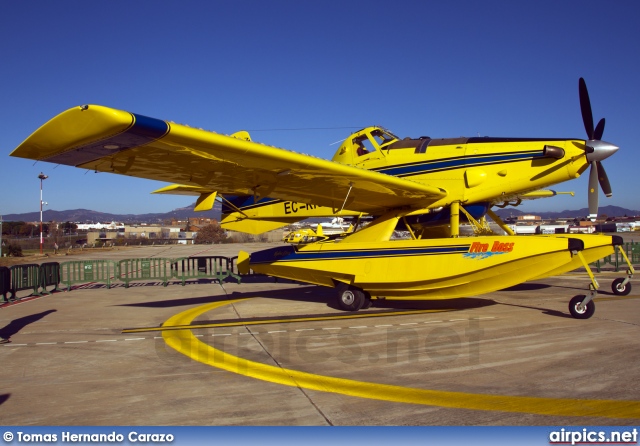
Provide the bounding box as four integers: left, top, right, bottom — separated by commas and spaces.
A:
578, 78, 618, 220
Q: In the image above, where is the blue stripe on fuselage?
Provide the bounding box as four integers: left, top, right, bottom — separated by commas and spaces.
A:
45, 113, 169, 167
250, 245, 471, 265
375, 151, 545, 177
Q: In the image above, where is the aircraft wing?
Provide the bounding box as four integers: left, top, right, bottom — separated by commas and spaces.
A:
11, 105, 447, 214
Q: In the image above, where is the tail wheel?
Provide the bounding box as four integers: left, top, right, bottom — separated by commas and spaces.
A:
611, 278, 631, 296
569, 295, 595, 319
337, 286, 366, 311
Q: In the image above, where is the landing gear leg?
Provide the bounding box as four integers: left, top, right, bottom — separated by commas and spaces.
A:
569, 250, 600, 319
612, 246, 635, 296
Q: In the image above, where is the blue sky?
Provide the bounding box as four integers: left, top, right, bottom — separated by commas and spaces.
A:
1, 1, 639, 217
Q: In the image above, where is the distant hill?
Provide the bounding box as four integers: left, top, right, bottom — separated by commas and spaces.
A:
2, 201, 222, 223
4, 202, 638, 224
493, 205, 640, 220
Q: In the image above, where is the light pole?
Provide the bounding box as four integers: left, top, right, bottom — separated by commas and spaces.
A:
38, 172, 48, 254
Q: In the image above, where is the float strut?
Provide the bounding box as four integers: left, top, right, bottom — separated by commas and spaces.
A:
616, 245, 635, 288
450, 202, 460, 238
402, 216, 417, 240
487, 209, 515, 236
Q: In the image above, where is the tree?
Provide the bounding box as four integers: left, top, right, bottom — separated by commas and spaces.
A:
194, 224, 228, 244
61, 221, 78, 234
2, 221, 25, 236
19, 223, 36, 237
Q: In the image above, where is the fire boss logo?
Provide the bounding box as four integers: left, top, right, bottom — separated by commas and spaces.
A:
464, 241, 514, 259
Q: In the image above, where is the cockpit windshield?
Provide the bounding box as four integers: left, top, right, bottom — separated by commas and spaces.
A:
371, 129, 398, 147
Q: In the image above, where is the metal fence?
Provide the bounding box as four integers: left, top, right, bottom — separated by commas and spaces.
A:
40, 262, 62, 294
60, 260, 119, 291
118, 258, 173, 288
7, 264, 42, 300
171, 256, 241, 286
0, 266, 11, 303
0, 255, 246, 303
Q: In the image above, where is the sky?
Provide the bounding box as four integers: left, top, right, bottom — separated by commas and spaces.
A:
1, 1, 639, 218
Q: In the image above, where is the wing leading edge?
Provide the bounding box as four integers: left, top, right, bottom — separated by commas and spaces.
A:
11, 105, 447, 214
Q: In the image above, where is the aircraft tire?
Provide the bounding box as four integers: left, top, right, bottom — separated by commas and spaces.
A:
611, 278, 631, 296
337, 287, 366, 311
569, 295, 595, 319
361, 292, 373, 310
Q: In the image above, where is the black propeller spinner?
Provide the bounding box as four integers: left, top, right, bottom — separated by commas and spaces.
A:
578, 77, 618, 220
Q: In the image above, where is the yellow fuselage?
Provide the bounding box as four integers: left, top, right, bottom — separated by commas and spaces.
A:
332, 127, 589, 211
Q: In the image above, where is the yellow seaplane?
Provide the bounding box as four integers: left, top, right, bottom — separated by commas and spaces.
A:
10, 79, 634, 319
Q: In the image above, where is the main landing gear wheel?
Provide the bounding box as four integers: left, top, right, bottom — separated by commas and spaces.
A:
569, 295, 595, 319
361, 292, 373, 310
611, 278, 632, 296
337, 286, 366, 311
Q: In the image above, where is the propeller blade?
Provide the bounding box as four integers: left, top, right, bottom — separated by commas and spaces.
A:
588, 161, 599, 220
593, 118, 605, 141
579, 78, 594, 140
596, 161, 613, 197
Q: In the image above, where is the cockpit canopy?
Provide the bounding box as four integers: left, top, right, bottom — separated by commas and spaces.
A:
331, 126, 399, 165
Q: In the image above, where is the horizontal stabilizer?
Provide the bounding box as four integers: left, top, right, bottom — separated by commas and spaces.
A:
152, 184, 213, 196
195, 191, 218, 212
152, 184, 219, 213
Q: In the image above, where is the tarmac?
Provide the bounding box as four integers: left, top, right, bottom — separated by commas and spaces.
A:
1, 241, 639, 426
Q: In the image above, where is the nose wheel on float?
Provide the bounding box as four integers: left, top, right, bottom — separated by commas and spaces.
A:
611, 273, 632, 296
608, 246, 634, 298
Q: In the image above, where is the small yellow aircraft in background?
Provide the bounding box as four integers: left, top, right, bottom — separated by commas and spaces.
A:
283, 219, 355, 244
10, 79, 634, 318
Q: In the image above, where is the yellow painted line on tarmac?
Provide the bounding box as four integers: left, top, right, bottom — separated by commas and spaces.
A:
162, 300, 640, 420
123, 305, 452, 333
